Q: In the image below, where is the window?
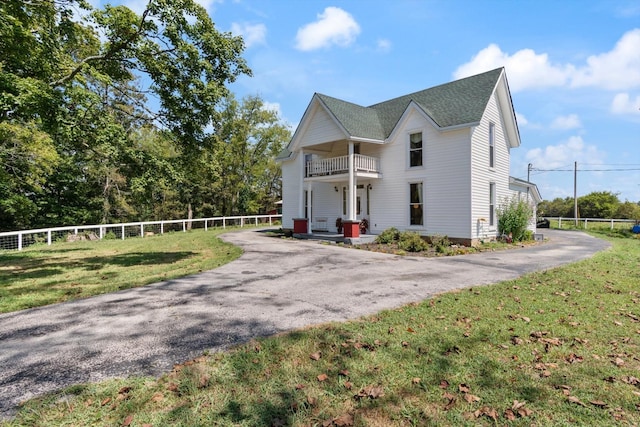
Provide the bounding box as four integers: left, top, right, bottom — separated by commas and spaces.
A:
354, 143, 360, 155
409, 183, 423, 226
489, 183, 496, 227
409, 132, 423, 167
342, 187, 347, 216
488, 123, 495, 168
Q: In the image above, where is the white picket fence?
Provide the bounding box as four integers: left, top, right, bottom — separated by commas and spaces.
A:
0, 214, 282, 251
542, 217, 637, 230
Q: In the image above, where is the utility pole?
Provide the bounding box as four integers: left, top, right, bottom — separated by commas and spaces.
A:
574, 161, 578, 226
527, 163, 532, 182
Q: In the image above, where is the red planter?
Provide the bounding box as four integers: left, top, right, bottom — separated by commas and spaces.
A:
293, 218, 308, 234
342, 220, 360, 238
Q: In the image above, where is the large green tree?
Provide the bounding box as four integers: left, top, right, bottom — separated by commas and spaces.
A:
0, 0, 252, 230
211, 95, 290, 216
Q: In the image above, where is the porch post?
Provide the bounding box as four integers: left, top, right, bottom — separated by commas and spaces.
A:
298, 149, 305, 218
306, 182, 313, 234
348, 142, 355, 221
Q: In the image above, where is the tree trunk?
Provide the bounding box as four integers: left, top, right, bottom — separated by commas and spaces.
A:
187, 202, 193, 230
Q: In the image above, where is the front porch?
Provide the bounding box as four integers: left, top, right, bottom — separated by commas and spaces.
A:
305, 154, 381, 179
292, 230, 377, 245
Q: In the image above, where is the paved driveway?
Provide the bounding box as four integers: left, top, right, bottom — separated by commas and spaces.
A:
0, 229, 609, 419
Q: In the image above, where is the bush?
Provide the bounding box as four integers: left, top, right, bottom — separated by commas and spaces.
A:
376, 227, 400, 244
397, 231, 428, 252
430, 234, 451, 254
497, 196, 534, 242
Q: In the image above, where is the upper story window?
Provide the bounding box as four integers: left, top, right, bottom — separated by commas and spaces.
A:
409, 132, 423, 167
488, 122, 495, 168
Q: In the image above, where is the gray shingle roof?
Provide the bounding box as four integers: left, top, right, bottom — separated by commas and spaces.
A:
316, 68, 503, 141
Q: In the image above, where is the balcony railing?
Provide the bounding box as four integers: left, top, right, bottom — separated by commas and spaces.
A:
305, 154, 380, 177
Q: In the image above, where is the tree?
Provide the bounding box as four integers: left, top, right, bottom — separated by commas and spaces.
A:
537, 197, 573, 218
210, 95, 290, 216
578, 191, 620, 219
1, 0, 252, 229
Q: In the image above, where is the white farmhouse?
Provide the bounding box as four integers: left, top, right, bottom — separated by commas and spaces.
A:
277, 68, 541, 244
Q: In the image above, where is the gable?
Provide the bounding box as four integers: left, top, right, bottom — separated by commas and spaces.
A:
298, 102, 348, 148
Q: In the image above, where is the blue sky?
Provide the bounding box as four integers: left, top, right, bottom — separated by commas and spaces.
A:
105, 0, 640, 202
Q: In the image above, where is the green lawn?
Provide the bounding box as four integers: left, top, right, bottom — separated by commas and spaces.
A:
4, 231, 640, 426
0, 229, 242, 313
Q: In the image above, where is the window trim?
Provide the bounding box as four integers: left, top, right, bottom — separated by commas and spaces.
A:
488, 122, 495, 169
489, 182, 496, 228
409, 182, 424, 226
409, 131, 423, 168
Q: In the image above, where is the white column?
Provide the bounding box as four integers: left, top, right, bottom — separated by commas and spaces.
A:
298, 150, 305, 218
306, 182, 313, 234
348, 142, 355, 221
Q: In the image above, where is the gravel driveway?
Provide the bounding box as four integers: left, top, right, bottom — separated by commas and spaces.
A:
0, 228, 609, 419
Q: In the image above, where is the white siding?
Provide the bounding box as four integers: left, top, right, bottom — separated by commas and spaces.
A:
368, 108, 472, 239
471, 92, 511, 239
299, 105, 346, 148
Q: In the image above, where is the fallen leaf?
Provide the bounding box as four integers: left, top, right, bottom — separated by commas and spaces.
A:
407, 327, 416, 333
518, 407, 533, 417
344, 381, 352, 390
567, 396, 587, 407
412, 377, 421, 384
522, 316, 531, 323
590, 400, 608, 408
101, 397, 111, 406
459, 383, 471, 393
474, 406, 498, 420
317, 374, 328, 382
614, 321, 623, 326
151, 392, 164, 402
565, 353, 584, 364
439, 379, 450, 389
540, 370, 551, 378
511, 336, 524, 345
505, 409, 516, 420
464, 393, 481, 403
339, 369, 349, 376
388, 327, 395, 334
613, 357, 625, 367
310, 352, 321, 361
512, 400, 526, 411
122, 415, 133, 427
295, 384, 305, 390
118, 386, 132, 395
332, 413, 354, 426
354, 385, 384, 400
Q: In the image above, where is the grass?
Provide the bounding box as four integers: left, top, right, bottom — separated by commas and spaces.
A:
3, 231, 640, 426
0, 228, 242, 313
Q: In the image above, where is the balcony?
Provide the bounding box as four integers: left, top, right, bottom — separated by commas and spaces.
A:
305, 154, 381, 178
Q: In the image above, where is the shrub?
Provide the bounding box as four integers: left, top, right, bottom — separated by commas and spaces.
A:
397, 231, 428, 252
430, 234, 451, 254
103, 231, 117, 240
376, 227, 400, 244
497, 196, 534, 242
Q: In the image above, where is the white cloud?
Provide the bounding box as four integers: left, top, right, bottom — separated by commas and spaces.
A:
611, 92, 640, 114
453, 44, 573, 92
571, 29, 640, 90
231, 22, 267, 48
376, 38, 391, 53
262, 101, 282, 117
454, 28, 640, 92
295, 7, 361, 51
525, 136, 604, 169
550, 114, 581, 130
